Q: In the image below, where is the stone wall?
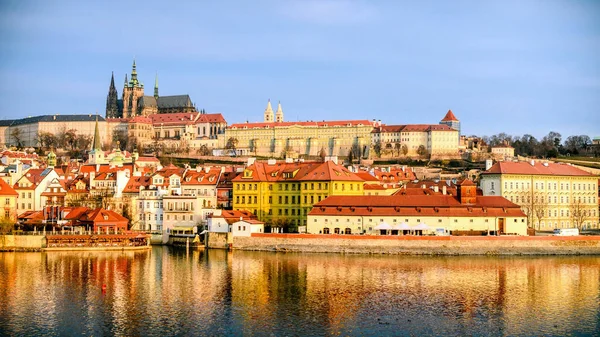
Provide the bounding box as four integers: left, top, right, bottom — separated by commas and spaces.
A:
207, 232, 232, 249
0, 235, 45, 251
233, 234, 600, 255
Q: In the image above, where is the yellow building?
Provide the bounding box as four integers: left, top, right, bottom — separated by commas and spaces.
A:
308, 180, 528, 235
232, 160, 365, 229
224, 101, 374, 158
491, 145, 515, 160
480, 161, 599, 230
0, 178, 18, 221
371, 110, 461, 159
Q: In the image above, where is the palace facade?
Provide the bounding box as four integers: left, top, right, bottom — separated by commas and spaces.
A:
225, 100, 374, 158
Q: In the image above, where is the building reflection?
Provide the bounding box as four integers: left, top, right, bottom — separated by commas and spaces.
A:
1, 250, 599, 336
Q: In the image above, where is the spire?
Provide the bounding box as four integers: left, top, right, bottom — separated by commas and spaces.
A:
110, 71, 115, 89
264, 99, 274, 123
154, 72, 159, 99
275, 101, 284, 123
92, 115, 102, 151
441, 109, 458, 122
106, 72, 119, 118
265, 99, 273, 113
124, 74, 128, 87
130, 58, 138, 86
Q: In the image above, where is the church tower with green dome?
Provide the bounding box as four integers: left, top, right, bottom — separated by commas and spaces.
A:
47, 150, 57, 168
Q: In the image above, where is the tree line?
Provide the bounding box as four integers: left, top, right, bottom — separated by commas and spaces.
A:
481, 131, 598, 158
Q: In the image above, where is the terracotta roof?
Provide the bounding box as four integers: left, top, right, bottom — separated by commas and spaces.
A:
0, 178, 18, 196
441, 109, 459, 122
123, 175, 153, 193
129, 116, 152, 124
354, 172, 380, 182
232, 160, 364, 183
375, 124, 456, 133
483, 161, 593, 176
150, 112, 199, 126
182, 168, 222, 185
83, 208, 128, 223
210, 210, 257, 224
457, 178, 476, 186
309, 195, 525, 217
229, 119, 372, 129
136, 156, 160, 162
197, 113, 226, 124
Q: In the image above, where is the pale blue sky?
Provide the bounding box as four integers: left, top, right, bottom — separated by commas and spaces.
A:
1, 0, 598, 138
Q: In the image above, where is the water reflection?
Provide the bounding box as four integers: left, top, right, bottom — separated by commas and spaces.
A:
1, 249, 599, 336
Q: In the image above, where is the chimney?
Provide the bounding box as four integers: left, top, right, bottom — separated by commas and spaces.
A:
434, 186, 439, 193
422, 184, 426, 189
204, 166, 211, 173
196, 165, 201, 172
530, 160, 535, 166
442, 185, 447, 195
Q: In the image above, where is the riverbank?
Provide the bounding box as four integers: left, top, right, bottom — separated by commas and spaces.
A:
229, 234, 600, 255
0, 234, 151, 252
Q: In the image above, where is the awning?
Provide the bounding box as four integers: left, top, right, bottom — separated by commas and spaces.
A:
375, 222, 392, 230
413, 223, 431, 230
393, 222, 411, 230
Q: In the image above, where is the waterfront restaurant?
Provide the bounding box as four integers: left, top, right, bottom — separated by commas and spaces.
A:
307, 180, 528, 236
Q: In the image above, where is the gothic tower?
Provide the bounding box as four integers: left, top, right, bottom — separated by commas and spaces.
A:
275, 101, 284, 123
122, 59, 145, 118
154, 73, 159, 99
264, 99, 274, 123
105, 72, 119, 118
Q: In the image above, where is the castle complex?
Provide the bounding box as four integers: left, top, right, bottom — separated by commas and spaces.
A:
106, 60, 196, 118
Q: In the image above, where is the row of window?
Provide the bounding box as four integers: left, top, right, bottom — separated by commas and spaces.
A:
139, 213, 196, 221
236, 182, 361, 192
503, 181, 596, 191
509, 195, 596, 204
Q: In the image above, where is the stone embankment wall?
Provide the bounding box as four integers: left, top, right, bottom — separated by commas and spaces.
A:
0, 235, 45, 251
207, 232, 232, 249
234, 234, 600, 255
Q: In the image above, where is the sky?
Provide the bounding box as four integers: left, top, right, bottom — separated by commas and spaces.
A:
0, 0, 599, 139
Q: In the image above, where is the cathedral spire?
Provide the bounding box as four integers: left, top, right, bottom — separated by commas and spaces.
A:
106, 72, 119, 118
154, 72, 159, 99
130, 58, 138, 86
110, 71, 115, 89
124, 73, 128, 87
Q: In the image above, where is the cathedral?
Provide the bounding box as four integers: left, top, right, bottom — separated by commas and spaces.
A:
106, 60, 197, 118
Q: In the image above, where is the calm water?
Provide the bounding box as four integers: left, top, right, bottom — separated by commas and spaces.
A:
1, 248, 599, 337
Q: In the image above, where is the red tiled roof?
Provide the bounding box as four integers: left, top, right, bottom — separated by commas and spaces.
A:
354, 172, 380, 182
197, 113, 226, 124
229, 119, 372, 129
232, 160, 364, 183
129, 116, 152, 124
375, 124, 455, 133
182, 168, 222, 185
309, 195, 524, 217
0, 178, 18, 196
441, 109, 459, 122
483, 161, 593, 176
150, 112, 199, 126
123, 175, 153, 193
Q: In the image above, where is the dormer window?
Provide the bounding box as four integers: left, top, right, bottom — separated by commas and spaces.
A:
103, 215, 108, 220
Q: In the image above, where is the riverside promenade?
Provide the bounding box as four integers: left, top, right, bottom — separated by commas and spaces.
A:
0, 233, 151, 252
225, 233, 600, 255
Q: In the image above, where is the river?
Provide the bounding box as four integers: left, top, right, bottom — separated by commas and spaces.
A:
1, 247, 599, 336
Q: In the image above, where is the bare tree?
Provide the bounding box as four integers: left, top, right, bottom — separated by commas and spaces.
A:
401, 144, 408, 156
10, 128, 24, 148
532, 194, 548, 230
570, 198, 591, 230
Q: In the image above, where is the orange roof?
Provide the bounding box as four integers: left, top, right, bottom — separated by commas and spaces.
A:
232, 160, 364, 183
374, 124, 455, 133
229, 119, 372, 129
354, 172, 380, 182
309, 195, 524, 217
197, 113, 226, 123
441, 109, 459, 122
483, 161, 593, 176
182, 168, 222, 185
0, 178, 18, 196
129, 116, 152, 124
83, 208, 128, 223
210, 210, 257, 224
150, 112, 199, 126
123, 175, 153, 193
